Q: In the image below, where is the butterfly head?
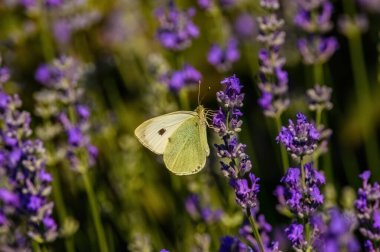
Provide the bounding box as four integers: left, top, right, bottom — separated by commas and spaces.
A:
195, 105, 215, 127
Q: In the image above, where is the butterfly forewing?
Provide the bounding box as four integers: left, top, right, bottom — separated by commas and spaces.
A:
163, 116, 209, 175
134, 112, 196, 154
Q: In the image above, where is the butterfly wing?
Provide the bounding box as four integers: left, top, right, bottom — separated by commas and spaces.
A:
163, 116, 209, 175
134, 111, 196, 154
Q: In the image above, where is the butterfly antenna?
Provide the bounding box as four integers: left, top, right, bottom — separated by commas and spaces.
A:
197, 80, 201, 105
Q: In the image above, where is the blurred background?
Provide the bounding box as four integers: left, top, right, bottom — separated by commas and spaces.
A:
0, 0, 379, 251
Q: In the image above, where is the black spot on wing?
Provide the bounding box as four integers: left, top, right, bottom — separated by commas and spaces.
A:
158, 128, 166, 135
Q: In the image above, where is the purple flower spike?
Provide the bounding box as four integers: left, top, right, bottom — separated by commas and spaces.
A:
218, 0, 236, 9
219, 236, 253, 251
260, 0, 280, 10
359, 0, 380, 13
185, 194, 222, 224
355, 171, 380, 250
156, 2, 199, 51
213, 75, 280, 250
0, 69, 57, 247
234, 14, 257, 39
34, 56, 97, 172
313, 208, 360, 252
286, 223, 305, 249
277, 113, 320, 159
294, 2, 333, 33
19, 0, 36, 8
231, 174, 260, 209
294, 0, 338, 65
0, 67, 10, 85
257, 0, 289, 117
298, 36, 338, 65
279, 164, 325, 218
208, 38, 240, 72
162, 64, 202, 92
338, 14, 368, 37
45, 0, 62, 7
198, 0, 212, 10
306, 84, 333, 111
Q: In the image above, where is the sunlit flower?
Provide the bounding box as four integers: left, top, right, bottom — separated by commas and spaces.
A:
156, 2, 199, 51
277, 113, 320, 159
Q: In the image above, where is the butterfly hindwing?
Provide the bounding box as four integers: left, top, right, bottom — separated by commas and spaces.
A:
134, 111, 196, 154
163, 116, 209, 175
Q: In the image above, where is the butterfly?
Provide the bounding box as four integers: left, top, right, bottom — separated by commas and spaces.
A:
134, 105, 210, 175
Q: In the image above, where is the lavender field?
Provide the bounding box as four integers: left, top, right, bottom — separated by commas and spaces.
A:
0, 0, 380, 251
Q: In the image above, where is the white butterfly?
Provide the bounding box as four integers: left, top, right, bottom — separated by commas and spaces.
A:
134, 105, 210, 175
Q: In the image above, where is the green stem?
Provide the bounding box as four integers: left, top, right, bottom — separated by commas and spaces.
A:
275, 115, 289, 174
314, 107, 323, 169
320, 112, 334, 185
346, 29, 380, 180
82, 171, 109, 252
315, 107, 322, 126
40, 244, 49, 252
300, 157, 306, 190
348, 33, 370, 102
313, 63, 324, 85
247, 210, 265, 252
300, 158, 312, 251
43, 117, 76, 252
305, 221, 312, 251
51, 168, 75, 252
32, 242, 41, 252
342, 0, 356, 16
38, 0, 55, 60
342, 0, 380, 179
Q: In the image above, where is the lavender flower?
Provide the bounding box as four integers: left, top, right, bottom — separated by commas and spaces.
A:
0, 65, 10, 85
19, 0, 36, 8
294, 1, 333, 33
285, 223, 306, 249
45, 0, 62, 7
313, 208, 360, 252
257, 0, 289, 117
50, 2, 101, 45
213, 76, 251, 180
298, 36, 338, 65
276, 113, 320, 160
306, 84, 333, 111
198, 0, 212, 10
0, 82, 57, 248
34, 56, 97, 172
355, 171, 380, 250
155, 2, 199, 51
240, 214, 281, 251
213, 75, 279, 251
208, 38, 240, 72
219, 236, 253, 252
276, 163, 325, 251
277, 164, 325, 218
185, 194, 222, 224
338, 14, 369, 37
19, 0, 62, 8
218, 0, 236, 8
294, 0, 338, 65
234, 13, 257, 39
161, 64, 202, 92
358, 0, 380, 13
